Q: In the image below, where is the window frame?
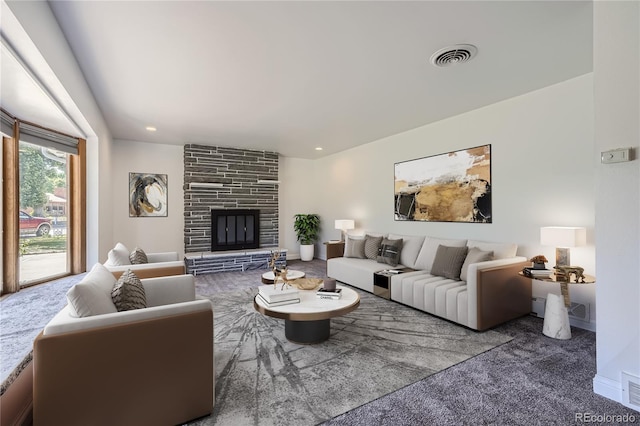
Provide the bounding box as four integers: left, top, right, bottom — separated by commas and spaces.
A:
2, 112, 86, 294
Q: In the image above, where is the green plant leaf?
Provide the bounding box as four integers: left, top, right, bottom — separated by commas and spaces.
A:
294, 214, 321, 245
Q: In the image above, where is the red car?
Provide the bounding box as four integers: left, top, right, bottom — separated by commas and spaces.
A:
19, 210, 52, 237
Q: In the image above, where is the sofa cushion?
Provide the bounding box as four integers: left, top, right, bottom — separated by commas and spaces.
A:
377, 238, 403, 267
466, 240, 517, 260
104, 242, 131, 267
364, 235, 383, 260
460, 247, 494, 282
66, 263, 118, 317
112, 270, 147, 311
344, 237, 366, 259
129, 247, 148, 264
343, 234, 364, 257
388, 233, 426, 268
328, 257, 386, 293
431, 245, 468, 280
414, 237, 467, 272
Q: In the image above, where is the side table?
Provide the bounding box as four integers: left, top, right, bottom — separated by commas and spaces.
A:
520, 271, 595, 340
373, 268, 414, 300
324, 241, 345, 260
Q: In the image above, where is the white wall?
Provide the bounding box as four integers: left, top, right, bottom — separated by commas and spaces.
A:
280, 74, 597, 327
111, 140, 184, 258
592, 1, 640, 408
5, 0, 114, 267
278, 156, 318, 258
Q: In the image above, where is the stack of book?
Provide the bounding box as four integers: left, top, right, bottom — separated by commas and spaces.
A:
522, 267, 553, 279
257, 285, 300, 306
316, 288, 342, 300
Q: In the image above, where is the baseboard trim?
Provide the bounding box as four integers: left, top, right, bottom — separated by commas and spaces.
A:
593, 374, 623, 404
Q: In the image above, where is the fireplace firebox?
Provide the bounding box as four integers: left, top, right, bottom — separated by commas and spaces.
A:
211, 209, 260, 251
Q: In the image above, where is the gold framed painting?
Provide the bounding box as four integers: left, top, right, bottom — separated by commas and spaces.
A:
394, 145, 491, 223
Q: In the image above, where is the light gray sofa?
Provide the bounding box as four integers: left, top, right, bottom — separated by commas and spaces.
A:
327, 233, 531, 331
103, 242, 186, 279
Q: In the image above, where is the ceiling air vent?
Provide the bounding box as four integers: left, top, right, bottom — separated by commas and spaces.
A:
430, 44, 477, 67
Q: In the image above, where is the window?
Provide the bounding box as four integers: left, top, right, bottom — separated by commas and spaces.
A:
2, 109, 86, 294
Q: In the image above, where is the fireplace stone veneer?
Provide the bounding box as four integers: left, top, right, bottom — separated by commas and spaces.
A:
185, 249, 287, 275
184, 144, 279, 254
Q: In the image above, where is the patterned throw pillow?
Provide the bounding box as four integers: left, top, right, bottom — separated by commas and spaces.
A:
376, 238, 403, 267
111, 270, 147, 311
364, 235, 383, 260
430, 245, 469, 280
344, 237, 366, 258
129, 247, 148, 264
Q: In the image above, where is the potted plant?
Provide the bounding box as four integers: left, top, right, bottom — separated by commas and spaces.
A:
294, 214, 321, 261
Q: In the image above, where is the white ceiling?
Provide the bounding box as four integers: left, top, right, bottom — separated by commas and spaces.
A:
4, 1, 592, 159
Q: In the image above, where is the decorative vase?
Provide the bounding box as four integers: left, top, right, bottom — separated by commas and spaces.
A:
300, 244, 314, 261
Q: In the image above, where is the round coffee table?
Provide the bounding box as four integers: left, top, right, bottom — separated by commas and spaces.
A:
261, 269, 305, 284
253, 285, 360, 344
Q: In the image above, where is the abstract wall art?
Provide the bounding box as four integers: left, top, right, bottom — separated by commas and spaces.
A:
129, 172, 168, 217
394, 144, 491, 223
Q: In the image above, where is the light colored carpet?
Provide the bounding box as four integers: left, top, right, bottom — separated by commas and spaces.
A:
190, 286, 512, 426
0, 273, 84, 382
2, 260, 636, 424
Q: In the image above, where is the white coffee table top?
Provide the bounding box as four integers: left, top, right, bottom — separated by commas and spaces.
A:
261, 270, 306, 282
254, 285, 360, 321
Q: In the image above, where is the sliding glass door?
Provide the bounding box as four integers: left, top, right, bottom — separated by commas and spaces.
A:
18, 140, 69, 286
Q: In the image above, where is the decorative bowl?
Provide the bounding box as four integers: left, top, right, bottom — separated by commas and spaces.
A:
289, 278, 323, 290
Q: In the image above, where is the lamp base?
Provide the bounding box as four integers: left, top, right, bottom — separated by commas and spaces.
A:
555, 247, 570, 267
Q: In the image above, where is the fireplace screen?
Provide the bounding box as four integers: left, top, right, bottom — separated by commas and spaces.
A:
211, 209, 260, 251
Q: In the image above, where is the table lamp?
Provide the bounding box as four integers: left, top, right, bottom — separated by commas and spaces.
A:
334, 219, 355, 241
540, 226, 586, 266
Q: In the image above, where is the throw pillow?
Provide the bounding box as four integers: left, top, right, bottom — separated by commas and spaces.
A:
66, 263, 118, 317
111, 269, 147, 312
344, 237, 366, 259
430, 245, 469, 280
376, 238, 403, 267
460, 247, 494, 282
129, 247, 148, 264
364, 235, 383, 260
104, 242, 131, 267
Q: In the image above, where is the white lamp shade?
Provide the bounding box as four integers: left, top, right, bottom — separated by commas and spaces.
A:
540, 226, 587, 248
334, 219, 355, 231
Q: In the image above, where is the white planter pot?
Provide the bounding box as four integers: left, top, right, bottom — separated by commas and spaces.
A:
300, 244, 315, 261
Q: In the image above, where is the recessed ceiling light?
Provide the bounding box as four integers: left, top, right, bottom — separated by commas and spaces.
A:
315, 147, 323, 151
146, 126, 157, 132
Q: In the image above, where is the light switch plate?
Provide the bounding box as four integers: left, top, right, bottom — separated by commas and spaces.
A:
601, 148, 631, 164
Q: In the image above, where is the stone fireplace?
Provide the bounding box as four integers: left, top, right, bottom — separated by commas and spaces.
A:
183, 144, 284, 274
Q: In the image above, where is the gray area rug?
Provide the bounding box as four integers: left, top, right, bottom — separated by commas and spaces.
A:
2, 259, 637, 424
192, 287, 512, 426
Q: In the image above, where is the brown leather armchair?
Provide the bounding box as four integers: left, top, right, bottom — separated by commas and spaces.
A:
33, 274, 214, 426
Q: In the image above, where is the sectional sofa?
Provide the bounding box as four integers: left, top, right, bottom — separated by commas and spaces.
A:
327, 233, 531, 331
